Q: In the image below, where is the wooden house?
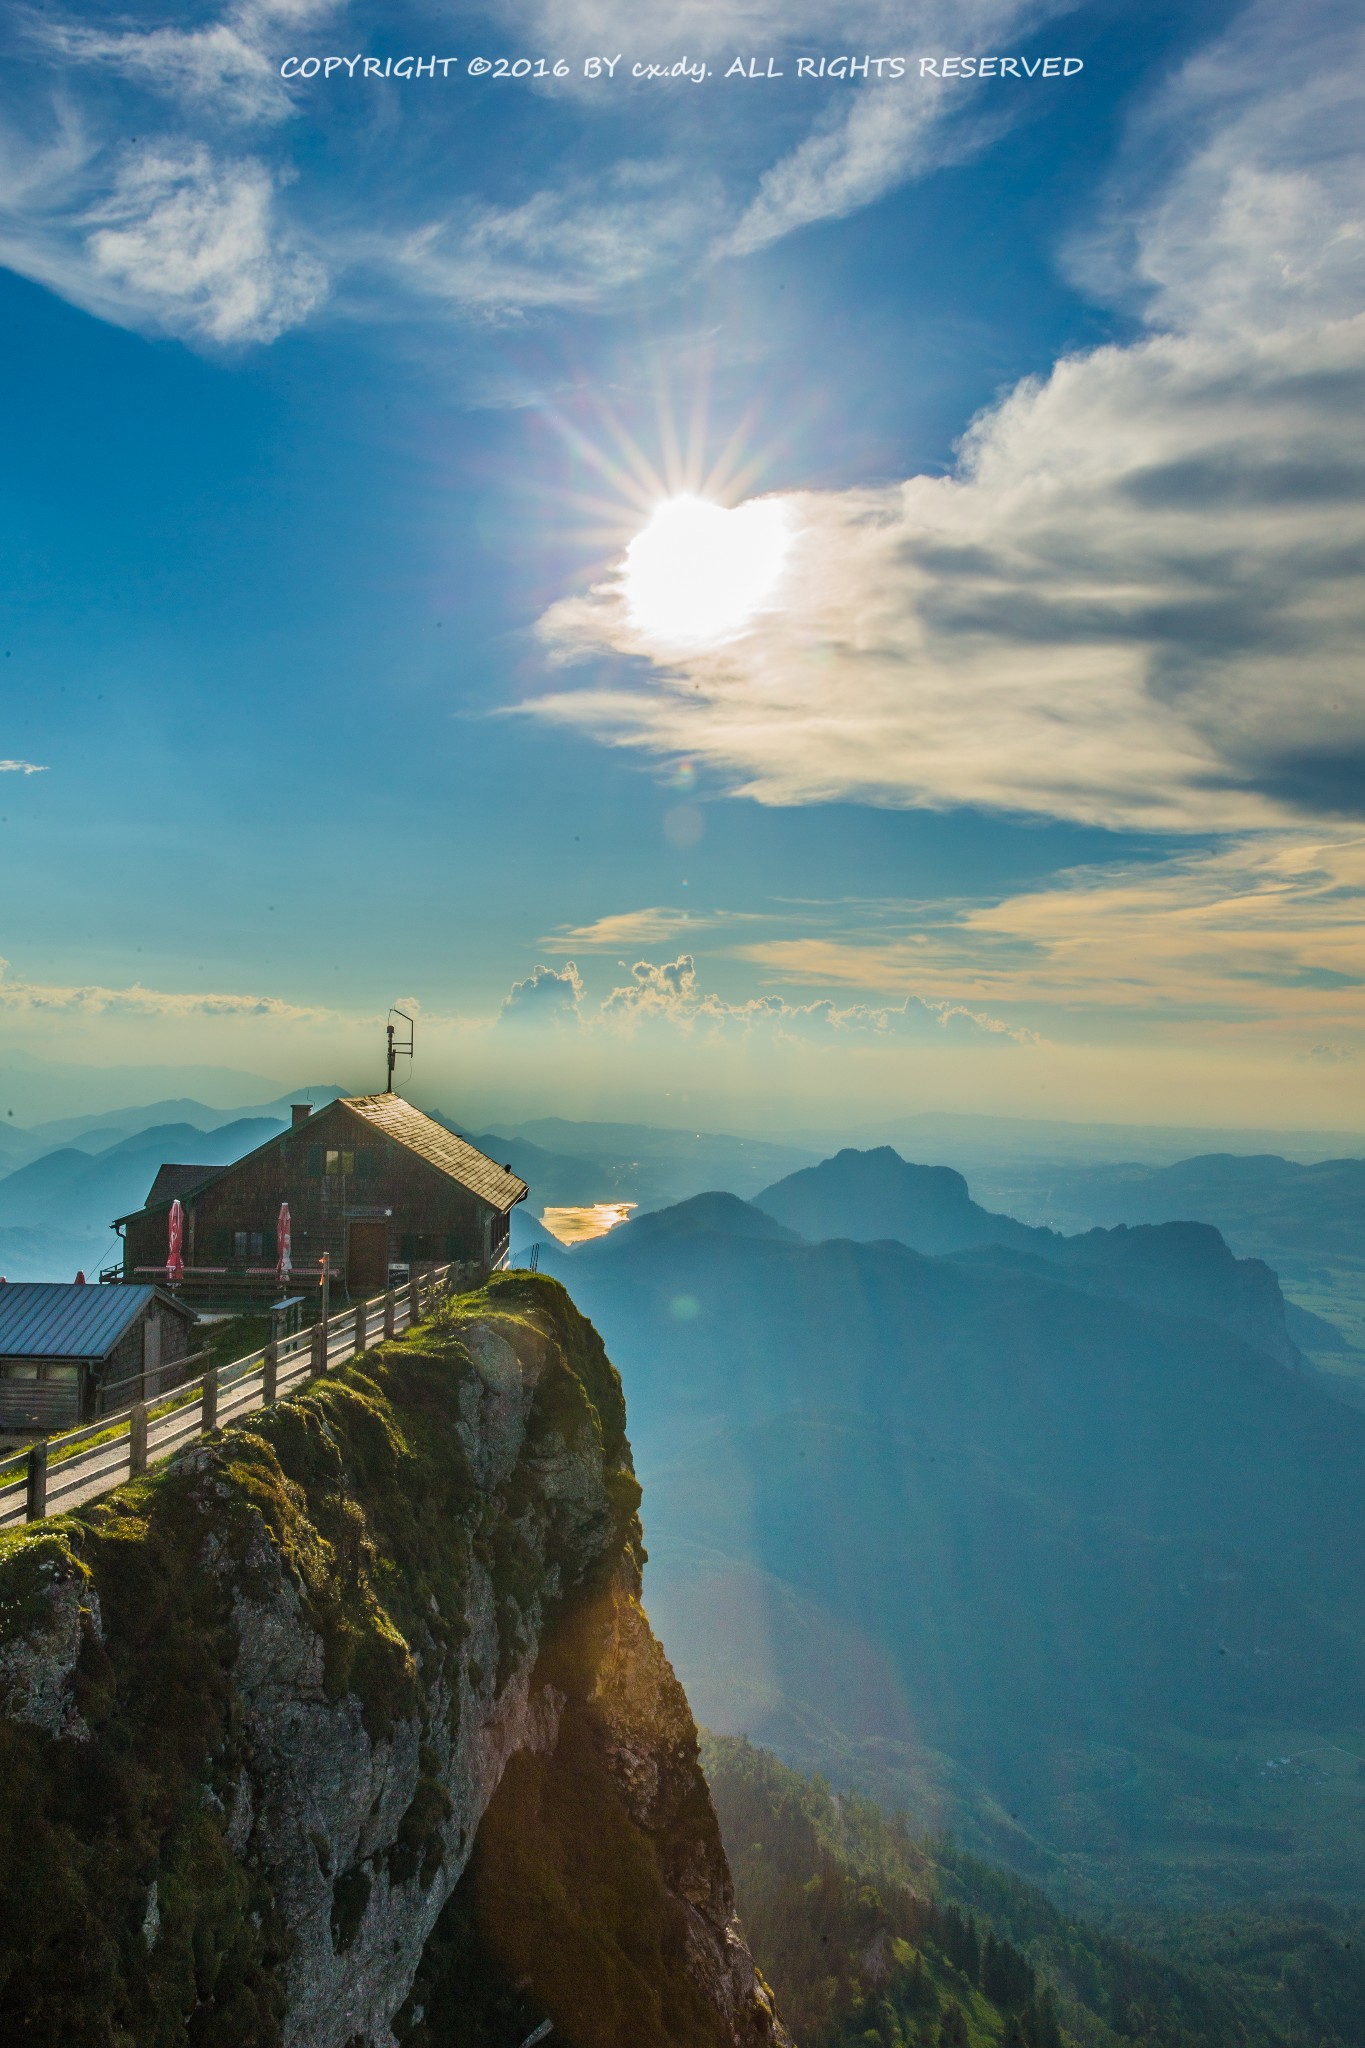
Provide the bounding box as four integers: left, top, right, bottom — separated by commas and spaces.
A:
114, 1095, 529, 1307
0, 1281, 197, 1431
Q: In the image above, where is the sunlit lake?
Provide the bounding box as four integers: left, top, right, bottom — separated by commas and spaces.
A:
539, 1203, 637, 1245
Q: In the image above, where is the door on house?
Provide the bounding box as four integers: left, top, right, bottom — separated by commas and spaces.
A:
346, 1220, 389, 1296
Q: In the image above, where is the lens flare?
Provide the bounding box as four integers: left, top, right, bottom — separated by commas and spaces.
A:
622, 494, 791, 647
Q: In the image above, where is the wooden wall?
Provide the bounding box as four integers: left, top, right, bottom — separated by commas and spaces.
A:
121, 1100, 502, 1301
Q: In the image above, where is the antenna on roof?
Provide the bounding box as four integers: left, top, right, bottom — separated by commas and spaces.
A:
386, 1007, 415, 1094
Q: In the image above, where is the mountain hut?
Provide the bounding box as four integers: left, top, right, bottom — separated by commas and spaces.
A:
113, 1094, 528, 1308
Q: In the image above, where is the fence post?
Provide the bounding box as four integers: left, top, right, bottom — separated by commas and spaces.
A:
142, 1317, 160, 1404
263, 1339, 277, 1405
312, 1318, 326, 1376
25, 1441, 47, 1523
129, 1401, 148, 1478
409, 1273, 420, 1327
202, 1364, 218, 1434
383, 1290, 395, 1341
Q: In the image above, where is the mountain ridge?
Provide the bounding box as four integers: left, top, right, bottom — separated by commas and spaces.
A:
536, 1166, 1365, 1905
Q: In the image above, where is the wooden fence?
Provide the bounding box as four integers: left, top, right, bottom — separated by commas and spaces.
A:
0, 1265, 454, 1534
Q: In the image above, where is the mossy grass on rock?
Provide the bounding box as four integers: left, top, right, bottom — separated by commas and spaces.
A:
0, 1275, 779, 2048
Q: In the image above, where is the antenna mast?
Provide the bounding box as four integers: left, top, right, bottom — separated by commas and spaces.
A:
386, 1007, 414, 1093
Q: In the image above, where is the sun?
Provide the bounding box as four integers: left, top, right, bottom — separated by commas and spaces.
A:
621, 494, 792, 647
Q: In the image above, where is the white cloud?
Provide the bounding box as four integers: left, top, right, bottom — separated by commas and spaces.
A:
724, 74, 954, 255
964, 834, 1365, 1016
0, 957, 329, 1020
532, 2, 1365, 834
738, 833, 1365, 1047
501, 950, 1033, 1041
397, 0, 1067, 305
0, 760, 47, 774
28, 0, 345, 125
517, 0, 1063, 254
1090, 0, 1365, 337
1, 0, 331, 344
388, 164, 717, 316
600, 953, 703, 1021
498, 960, 586, 1024
85, 143, 327, 342
0, 0, 1072, 342
550, 906, 715, 947
36, 20, 286, 127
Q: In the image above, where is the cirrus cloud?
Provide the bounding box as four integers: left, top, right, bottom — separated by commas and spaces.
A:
25, 0, 345, 126
735, 832, 1365, 1056
85, 143, 327, 344
1, 0, 1073, 345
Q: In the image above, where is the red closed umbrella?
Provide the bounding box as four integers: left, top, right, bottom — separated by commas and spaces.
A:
167, 1199, 185, 1285
276, 1202, 292, 1285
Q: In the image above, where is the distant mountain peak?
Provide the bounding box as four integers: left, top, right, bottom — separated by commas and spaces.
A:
586, 1190, 803, 1251
755, 1146, 1039, 1255
751, 1144, 1303, 1370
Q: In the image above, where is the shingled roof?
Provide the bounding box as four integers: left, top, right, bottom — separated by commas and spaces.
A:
113, 1162, 229, 1226
343, 1095, 528, 1212
145, 1163, 222, 1209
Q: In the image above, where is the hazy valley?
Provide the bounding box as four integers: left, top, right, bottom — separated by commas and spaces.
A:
3, 1093, 1365, 2043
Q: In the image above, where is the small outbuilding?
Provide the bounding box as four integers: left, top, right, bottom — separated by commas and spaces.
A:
0, 1282, 198, 1433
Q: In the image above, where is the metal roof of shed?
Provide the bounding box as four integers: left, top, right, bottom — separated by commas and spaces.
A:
0, 1283, 192, 1361
344, 1095, 528, 1212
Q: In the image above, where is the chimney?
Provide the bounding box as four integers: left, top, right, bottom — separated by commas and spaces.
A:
291, 1104, 314, 1129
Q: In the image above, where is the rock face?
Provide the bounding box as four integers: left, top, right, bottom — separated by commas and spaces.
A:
0, 1274, 788, 2048
396, 1565, 788, 2048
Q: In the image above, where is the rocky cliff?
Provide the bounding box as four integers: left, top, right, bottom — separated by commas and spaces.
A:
0, 1273, 788, 2048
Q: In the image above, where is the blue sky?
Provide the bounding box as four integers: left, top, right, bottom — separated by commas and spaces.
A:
0, 0, 1361, 1133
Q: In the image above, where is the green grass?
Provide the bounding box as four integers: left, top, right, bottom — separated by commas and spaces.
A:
200, 1313, 277, 1372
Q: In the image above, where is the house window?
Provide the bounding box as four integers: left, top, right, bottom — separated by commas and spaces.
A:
233, 1230, 266, 1261
401, 1233, 442, 1262
325, 1149, 356, 1176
